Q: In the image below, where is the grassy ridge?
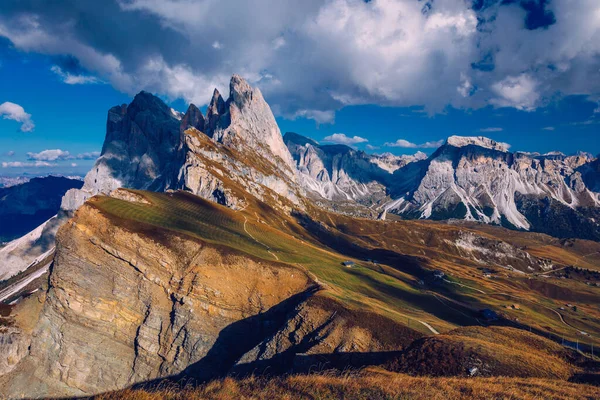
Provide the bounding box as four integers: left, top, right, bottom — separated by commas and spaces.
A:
89, 191, 469, 335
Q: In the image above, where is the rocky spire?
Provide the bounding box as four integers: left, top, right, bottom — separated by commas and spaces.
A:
206, 88, 226, 137
220, 74, 296, 173
180, 103, 205, 135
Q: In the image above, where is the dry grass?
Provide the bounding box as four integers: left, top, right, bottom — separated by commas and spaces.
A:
93, 370, 600, 400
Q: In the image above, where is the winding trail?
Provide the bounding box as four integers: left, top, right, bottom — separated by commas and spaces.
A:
243, 216, 279, 261
443, 278, 486, 294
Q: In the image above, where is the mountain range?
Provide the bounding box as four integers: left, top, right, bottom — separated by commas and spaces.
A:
0, 75, 599, 398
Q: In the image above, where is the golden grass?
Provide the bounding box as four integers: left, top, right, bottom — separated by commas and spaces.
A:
93, 370, 600, 400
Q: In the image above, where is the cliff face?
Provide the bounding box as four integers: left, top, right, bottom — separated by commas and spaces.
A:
1, 196, 313, 397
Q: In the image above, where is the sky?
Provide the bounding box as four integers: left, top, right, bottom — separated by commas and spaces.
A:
0, 0, 599, 177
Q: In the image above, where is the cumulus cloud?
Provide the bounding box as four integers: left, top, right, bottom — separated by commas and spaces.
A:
4, 150, 15, 156
384, 139, 444, 149
366, 144, 380, 151
323, 133, 368, 145
291, 109, 335, 125
490, 74, 539, 111
2, 161, 55, 168
26, 149, 101, 161
0, 0, 599, 120
27, 149, 71, 161
542, 126, 555, 131
479, 127, 503, 132
0, 102, 34, 132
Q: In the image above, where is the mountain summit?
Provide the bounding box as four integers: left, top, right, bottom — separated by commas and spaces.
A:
62, 75, 300, 213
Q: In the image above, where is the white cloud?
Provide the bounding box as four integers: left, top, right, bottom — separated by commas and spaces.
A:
2, 161, 55, 168
323, 133, 368, 145
50, 65, 100, 85
26, 149, 101, 161
0, 101, 34, 132
366, 144, 380, 151
27, 149, 70, 161
1, 0, 600, 119
291, 109, 335, 125
490, 74, 540, 111
272, 36, 286, 50
542, 126, 555, 131
5, 150, 15, 156
71, 163, 77, 167
384, 139, 444, 149
479, 127, 503, 132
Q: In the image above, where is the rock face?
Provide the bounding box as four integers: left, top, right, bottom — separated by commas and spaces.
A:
61, 92, 183, 212
62, 75, 300, 213
178, 76, 301, 210
383, 136, 600, 240
0, 201, 314, 397
285, 132, 423, 205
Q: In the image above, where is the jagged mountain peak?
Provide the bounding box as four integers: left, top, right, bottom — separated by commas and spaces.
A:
181, 103, 205, 134
445, 135, 510, 152
213, 75, 296, 173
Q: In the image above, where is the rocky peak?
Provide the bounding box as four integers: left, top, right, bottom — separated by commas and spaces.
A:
206, 88, 226, 136
62, 91, 182, 211
212, 75, 296, 174
180, 103, 205, 135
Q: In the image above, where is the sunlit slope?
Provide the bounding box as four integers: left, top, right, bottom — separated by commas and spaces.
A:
89, 191, 470, 334
89, 190, 600, 345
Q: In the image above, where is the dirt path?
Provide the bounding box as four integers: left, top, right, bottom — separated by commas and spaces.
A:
443, 278, 486, 294
493, 292, 575, 329
419, 320, 440, 335
243, 216, 279, 261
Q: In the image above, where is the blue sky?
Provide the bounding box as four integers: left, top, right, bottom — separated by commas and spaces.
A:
1, 0, 600, 177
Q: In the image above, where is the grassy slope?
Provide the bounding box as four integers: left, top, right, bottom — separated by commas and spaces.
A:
89, 190, 600, 345
94, 370, 600, 400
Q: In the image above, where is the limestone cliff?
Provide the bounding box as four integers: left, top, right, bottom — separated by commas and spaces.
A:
1, 198, 313, 397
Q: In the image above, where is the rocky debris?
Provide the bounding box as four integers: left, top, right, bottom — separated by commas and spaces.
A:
109, 188, 150, 204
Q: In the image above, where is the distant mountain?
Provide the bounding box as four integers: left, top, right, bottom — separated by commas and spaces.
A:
383, 136, 600, 240
0, 176, 82, 243
284, 132, 424, 209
